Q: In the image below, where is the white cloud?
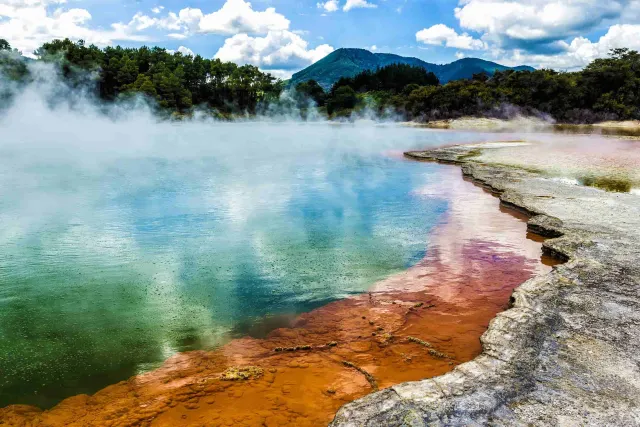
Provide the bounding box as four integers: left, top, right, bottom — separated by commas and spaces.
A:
370, 45, 378, 51
195, 0, 289, 34
119, 12, 164, 31
317, 0, 339, 12
343, 0, 377, 12
454, 0, 626, 51
172, 8, 203, 31
0, 0, 151, 56
416, 24, 486, 50
418, 0, 640, 69
166, 45, 195, 55
455, 51, 466, 59
177, 46, 195, 56
135, 0, 290, 39
0, 0, 312, 67
214, 30, 334, 78
499, 24, 640, 69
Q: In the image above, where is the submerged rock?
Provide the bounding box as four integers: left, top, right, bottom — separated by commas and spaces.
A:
332, 144, 640, 426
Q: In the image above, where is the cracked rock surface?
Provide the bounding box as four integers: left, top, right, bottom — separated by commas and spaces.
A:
330, 144, 640, 426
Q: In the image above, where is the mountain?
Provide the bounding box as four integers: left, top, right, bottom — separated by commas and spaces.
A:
289, 48, 535, 90
434, 57, 534, 83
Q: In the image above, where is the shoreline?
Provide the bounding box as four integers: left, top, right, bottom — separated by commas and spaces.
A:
0, 164, 554, 426
401, 117, 640, 138
331, 143, 640, 425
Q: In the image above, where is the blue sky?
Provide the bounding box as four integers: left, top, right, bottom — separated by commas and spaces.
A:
81, 0, 454, 53
2, 0, 640, 78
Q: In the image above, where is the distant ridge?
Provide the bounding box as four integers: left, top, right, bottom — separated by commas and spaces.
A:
290, 48, 535, 90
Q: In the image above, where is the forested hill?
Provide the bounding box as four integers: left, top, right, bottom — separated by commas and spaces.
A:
294, 48, 640, 123
289, 48, 534, 90
2, 38, 639, 123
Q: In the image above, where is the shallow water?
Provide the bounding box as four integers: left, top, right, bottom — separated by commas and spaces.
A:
0, 123, 495, 408
474, 135, 640, 192
0, 156, 555, 427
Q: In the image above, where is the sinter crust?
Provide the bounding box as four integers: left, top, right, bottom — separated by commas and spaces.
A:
331, 145, 640, 426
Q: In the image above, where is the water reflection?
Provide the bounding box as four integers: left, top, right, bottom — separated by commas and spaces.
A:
474, 135, 640, 192
0, 123, 482, 407
0, 158, 556, 427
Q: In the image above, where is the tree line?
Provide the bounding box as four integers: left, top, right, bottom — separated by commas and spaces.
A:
296, 49, 640, 123
0, 38, 283, 116
2, 37, 639, 123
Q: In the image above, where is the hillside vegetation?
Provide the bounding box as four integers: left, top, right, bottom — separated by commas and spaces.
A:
1, 38, 639, 123
0, 38, 282, 116
289, 48, 534, 90
300, 49, 640, 123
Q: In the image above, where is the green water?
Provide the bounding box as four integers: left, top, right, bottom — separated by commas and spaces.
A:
0, 122, 479, 408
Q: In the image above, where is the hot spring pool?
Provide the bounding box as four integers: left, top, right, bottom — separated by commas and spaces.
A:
0, 122, 486, 407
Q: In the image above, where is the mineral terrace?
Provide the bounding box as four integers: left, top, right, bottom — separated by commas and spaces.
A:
331, 141, 640, 426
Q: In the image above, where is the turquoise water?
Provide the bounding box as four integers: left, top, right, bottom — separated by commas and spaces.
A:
0, 122, 478, 408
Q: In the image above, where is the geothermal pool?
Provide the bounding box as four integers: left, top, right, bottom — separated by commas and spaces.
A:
0, 122, 506, 408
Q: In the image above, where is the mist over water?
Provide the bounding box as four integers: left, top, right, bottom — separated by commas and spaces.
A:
0, 79, 496, 408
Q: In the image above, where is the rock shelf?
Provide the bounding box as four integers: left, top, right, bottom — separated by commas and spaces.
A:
331, 143, 640, 426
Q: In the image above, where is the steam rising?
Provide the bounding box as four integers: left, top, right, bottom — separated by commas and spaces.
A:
0, 60, 486, 408
4, 59, 636, 409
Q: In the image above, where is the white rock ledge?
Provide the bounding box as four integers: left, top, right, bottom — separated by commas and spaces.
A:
330, 145, 640, 426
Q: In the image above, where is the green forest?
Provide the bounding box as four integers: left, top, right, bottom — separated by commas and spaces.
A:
0, 38, 282, 116
312, 48, 640, 122
1, 37, 639, 123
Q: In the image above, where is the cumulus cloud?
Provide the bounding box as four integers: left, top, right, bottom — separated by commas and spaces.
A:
0, 0, 151, 56
166, 45, 195, 55
197, 0, 289, 34
343, 0, 377, 12
113, 12, 168, 32
140, 0, 290, 38
177, 46, 195, 56
416, 24, 486, 50
501, 24, 640, 69
214, 30, 334, 78
317, 0, 340, 12
1, 0, 318, 75
454, 0, 626, 51
419, 0, 640, 70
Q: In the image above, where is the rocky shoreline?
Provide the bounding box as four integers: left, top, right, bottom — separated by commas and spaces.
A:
402, 118, 640, 139
0, 164, 551, 427
331, 144, 640, 425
